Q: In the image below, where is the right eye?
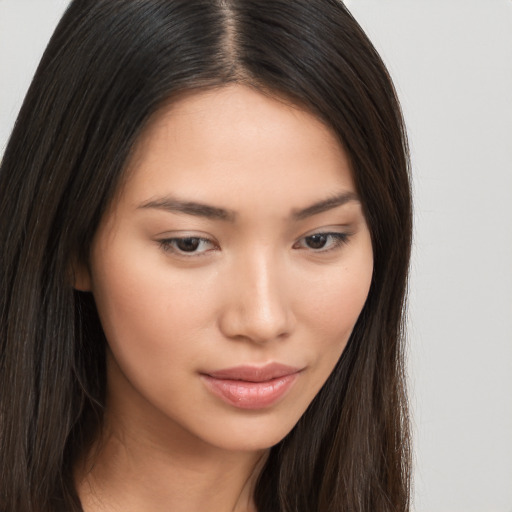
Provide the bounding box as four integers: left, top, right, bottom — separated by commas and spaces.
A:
158, 236, 217, 256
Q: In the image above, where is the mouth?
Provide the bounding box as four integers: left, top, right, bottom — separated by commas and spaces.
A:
200, 363, 302, 410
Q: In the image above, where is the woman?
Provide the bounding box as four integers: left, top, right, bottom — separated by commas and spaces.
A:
0, 1, 412, 511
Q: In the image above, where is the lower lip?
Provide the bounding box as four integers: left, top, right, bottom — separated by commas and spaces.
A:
201, 373, 299, 410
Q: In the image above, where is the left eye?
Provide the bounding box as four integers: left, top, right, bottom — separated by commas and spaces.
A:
159, 237, 215, 255
294, 232, 349, 251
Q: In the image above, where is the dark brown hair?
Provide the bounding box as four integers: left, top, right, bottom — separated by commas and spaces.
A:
0, 1, 412, 510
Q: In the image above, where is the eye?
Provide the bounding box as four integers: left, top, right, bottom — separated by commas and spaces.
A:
158, 236, 217, 256
294, 232, 349, 252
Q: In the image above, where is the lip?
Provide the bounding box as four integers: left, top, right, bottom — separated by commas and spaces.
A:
200, 363, 302, 410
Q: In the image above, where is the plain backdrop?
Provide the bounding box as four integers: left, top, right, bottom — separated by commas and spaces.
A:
1, 1, 511, 511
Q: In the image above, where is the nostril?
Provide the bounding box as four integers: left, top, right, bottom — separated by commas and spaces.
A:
217, 296, 294, 344
217, 256, 295, 342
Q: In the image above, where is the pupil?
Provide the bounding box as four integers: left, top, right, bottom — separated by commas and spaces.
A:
307, 234, 327, 249
177, 238, 200, 252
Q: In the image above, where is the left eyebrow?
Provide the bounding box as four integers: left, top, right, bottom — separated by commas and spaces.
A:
291, 191, 360, 220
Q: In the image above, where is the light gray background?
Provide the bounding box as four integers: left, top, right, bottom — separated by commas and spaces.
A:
1, 1, 511, 511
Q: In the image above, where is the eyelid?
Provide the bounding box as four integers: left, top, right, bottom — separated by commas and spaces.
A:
157, 233, 219, 257
293, 229, 352, 252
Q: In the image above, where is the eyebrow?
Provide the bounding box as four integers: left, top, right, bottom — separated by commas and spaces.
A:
138, 191, 359, 222
138, 197, 236, 221
291, 191, 359, 220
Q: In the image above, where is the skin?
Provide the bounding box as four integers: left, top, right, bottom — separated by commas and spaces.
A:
75, 85, 374, 512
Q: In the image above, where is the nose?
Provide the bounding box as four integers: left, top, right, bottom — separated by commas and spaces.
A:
218, 251, 295, 344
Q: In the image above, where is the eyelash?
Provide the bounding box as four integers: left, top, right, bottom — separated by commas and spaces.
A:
293, 232, 350, 252
158, 237, 217, 256
158, 231, 351, 257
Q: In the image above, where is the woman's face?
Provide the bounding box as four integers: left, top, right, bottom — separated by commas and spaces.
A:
78, 85, 373, 452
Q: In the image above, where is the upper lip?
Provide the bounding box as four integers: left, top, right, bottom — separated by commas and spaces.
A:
204, 363, 302, 382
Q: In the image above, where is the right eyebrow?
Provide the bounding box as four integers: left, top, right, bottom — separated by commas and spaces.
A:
137, 196, 236, 222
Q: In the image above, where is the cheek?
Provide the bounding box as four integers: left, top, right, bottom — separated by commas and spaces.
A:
298, 258, 373, 338
328, 267, 371, 332
293, 244, 373, 374
88, 238, 217, 375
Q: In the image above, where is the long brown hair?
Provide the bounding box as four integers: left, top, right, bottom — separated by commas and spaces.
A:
0, 1, 412, 510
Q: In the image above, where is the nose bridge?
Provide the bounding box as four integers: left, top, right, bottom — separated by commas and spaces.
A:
220, 245, 293, 343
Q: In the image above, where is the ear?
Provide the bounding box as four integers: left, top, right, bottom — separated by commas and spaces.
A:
71, 259, 92, 292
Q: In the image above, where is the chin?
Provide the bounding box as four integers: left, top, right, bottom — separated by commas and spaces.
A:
193, 412, 302, 453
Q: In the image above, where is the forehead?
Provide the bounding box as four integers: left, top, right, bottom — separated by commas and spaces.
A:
122, 84, 355, 212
